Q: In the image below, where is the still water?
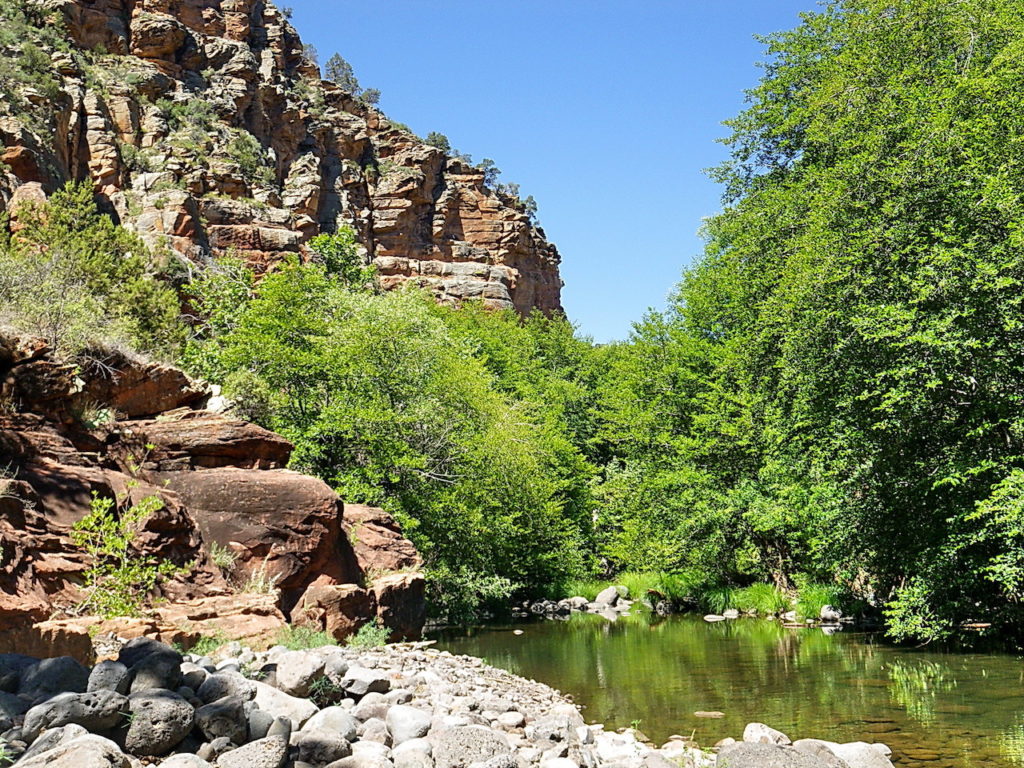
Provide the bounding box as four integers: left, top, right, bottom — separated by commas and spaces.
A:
431, 613, 1024, 768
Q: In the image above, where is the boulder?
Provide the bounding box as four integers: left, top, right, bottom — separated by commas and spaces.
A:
195, 695, 249, 744
387, 704, 432, 745
293, 728, 353, 765
215, 735, 289, 768
341, 666, 391, 697
716, 743, 827, 768
19, 656, 90, 702
14, 733, 131, 768
124, 689, 195, 756
23, 689, 127, 739
88, 660, 131, 694
343, 505, 422, 573
593, 587, 620, 607
274, 650, 326, 697
430, 726, 512, 768
198, 670, 257, 704
128, 412, 292, 470
371, 573, 427, 641
291, 585, 376, 643
78, 352, 207, 418
743, 723, 792, 746
303, 706, 359, 741
253, 680, 319, 728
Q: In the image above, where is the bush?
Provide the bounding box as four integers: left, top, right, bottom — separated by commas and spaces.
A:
0, 182, 183, 357
70, 492, 180, 618
795, 580, 846, 621
346, 621, 390, 648
276, 625, 337, 650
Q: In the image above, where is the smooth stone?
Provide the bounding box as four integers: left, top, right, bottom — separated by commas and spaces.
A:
387, 704, 432, 745
125, 689, 195, 756
216, 735, 289, 768
253, 681, 319, 729
88, 661, 131, 695
303, 706, 359, 741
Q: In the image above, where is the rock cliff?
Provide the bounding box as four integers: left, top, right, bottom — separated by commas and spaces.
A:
0, 0, 563, 314
0, 330, 426, 659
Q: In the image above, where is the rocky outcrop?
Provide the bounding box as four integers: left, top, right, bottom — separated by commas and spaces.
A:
0, 330, 425, 654
0, 0, 563, 314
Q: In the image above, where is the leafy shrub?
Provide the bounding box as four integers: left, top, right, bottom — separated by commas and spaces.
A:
700, 586, 738, 615
187, 632, 228, 657
346, 621, 390, 648
208, 541, 237, 571
70, 492, 179, 618
227, 132, 274, 187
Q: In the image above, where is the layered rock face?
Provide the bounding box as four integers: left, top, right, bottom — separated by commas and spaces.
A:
0, 0, 563, 314
0, 331, 425, 658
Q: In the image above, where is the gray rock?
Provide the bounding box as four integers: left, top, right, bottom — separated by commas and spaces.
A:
0, 689, 29, 726
180, 663, 210, 692
198, 672, 256, 705
743, 723, 792, 746
353, 692, 390, 722
303, 706, 359, 741
324, 656, 350, 686
127, 644, 184, 694
89, 661, 131, 694
0, 653, 38, 692
275, 651, 326, 698
385, 689, 414, 706
495, 711, 525, 730
253, 681, 318, 729
393, 739, 432, 757
15, 733, 131, 767
198, 736, 234, 762
723, 609, 740, 619
248, 707, 275, 740
387, 705, 432, 745
16, 723, 89, 763
792, 739, 850, 768
19, 657, 90, 702
593, 587, 620, 607
268, 715, 293, 741
827, 742, 892, 768
360, 716, 391, 744
342, 666, 390, 697
161, 755, 214, 768
394, 751, 433, 768
820, 605, 842, 623
23, 689, 127, 740
293, 728, 353, 766
716, 743, 828, 768
540, 760, 577, 768
325, 756, 395, 768
352, 741, 393, 759
430, 726, 512, 768
124, 689, 195, 756
482, 756, 520, 768
216, 735, 289, 768
196, 695, 248, 744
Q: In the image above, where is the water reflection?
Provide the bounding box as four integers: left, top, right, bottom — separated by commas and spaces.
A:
432, 613, 1024, 768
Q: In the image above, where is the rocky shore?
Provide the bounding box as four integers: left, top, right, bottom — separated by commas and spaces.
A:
0, 637, 895, 768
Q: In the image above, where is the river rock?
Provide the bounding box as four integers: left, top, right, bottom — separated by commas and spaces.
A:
723, 609, 740, 619
303, 706, 360, 740
743, 722, 792, 745
342, 667, 391, 697
275, 650, 326, 697
162, 755, 215, 767
716, 742, 830, 768
88, 660, 131, 694
198, 671, 257, 704
15, 733, 131, 768
703, 615, 725, 623
827, 742, 894, 768
820, 605, 842, 623
387, 704, 433, 744
431, 726, 513, 768
19, 656, 90, 702
593, 587, 620, 607
125, 689, 195, 756
216, 735, 289, 768
23, 689, 127, 739
253, 680, 319, 728
196, 695, 249, 744
293, 728, 353, 765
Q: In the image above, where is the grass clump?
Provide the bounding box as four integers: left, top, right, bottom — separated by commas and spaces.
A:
795, 580, 846, 621
276, 625, 338, 650
735, 583, 791, 615
346, 621, 390, 648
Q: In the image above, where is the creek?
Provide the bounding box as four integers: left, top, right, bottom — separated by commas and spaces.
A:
431, 613, 1024, 768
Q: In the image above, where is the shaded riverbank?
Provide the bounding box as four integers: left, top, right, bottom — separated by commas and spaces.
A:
431, 613, 1024, 768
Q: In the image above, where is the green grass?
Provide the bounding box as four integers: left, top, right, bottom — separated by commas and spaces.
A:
699, 586, 738, 614
558, 578, 607, 601
795, 581, 846, 620
346, 621, 390, 648
734, 583, 791, 615
275, 625, 338, 650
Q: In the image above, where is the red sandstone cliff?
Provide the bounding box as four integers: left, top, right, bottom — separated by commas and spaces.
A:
0, 0, 563, 314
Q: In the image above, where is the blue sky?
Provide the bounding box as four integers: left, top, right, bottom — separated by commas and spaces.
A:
287, 1, 817, 342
